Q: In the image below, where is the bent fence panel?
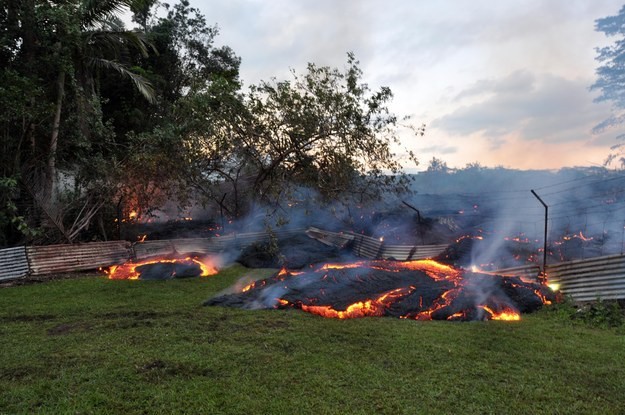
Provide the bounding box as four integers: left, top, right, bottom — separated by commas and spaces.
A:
306, 227, 448, 260
26, 241, 132, 276
0, 246, 29, 281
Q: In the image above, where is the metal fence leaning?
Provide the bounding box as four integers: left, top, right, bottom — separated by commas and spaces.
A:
26, 241, 132, 276
306, 227, 448, 260
0, 229, 307, 281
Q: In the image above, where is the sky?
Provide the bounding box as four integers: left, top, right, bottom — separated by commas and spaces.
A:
184, 0, 624, 171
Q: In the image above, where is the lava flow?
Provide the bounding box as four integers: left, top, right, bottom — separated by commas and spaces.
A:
205, 259, 556, 321
105, 256, 218, 280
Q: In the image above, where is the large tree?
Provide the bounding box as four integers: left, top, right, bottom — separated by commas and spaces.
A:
592, 5, 625, 167
0, 0, 156, 244
96, 0, 242, 227
176, 53, 420, 221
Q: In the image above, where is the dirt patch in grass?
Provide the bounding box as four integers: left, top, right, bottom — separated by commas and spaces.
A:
97, 310, 175, 320
47, 321, 93, 336
0, 271, 99, 288
137, 359, 216, 381
0, 365, 42, 381
0, 313, 57, 323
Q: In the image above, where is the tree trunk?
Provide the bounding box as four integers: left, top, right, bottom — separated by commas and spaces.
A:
46, 69, 66, 203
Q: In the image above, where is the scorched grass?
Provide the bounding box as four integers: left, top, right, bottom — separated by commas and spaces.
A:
1, 264, 624, 414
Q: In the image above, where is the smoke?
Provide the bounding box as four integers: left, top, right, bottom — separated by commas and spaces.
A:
403, 166, 625, 268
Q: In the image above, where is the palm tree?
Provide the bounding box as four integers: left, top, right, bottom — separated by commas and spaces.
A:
46, 0, 156, 202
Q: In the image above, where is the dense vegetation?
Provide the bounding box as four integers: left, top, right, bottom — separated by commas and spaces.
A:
0, 0, 419, 247
1, 268, 624, 414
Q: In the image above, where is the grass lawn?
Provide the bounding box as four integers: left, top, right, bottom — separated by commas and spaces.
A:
1, 264, 624, 414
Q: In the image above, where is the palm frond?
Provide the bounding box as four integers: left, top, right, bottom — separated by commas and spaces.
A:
85, 29, 155, 58
81, 0, 132, 29
90, 58, 156, 103
81, 0, 152, 30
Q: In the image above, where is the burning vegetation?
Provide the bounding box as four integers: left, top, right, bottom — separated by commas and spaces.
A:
205, 259, 555, 321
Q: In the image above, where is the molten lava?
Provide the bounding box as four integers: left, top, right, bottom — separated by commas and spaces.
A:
205, 259, 555, 321
105, 256, 218, 280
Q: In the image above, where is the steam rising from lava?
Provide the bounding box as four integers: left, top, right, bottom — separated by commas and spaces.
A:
205, 259, 555, 321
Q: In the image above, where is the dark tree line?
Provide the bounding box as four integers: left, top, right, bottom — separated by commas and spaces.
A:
0, 0, 418, 247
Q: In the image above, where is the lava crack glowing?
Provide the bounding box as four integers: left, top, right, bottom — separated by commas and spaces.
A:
205, 259, 555, 321
104, 256, 218, 280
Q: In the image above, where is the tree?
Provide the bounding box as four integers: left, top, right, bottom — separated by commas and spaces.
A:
426, 157, 450, 173
0, 0, 157, 244
176, 53, 419, 220
593, 6, 625, 113
591, 5, 625, 167
96, 0, 243, 228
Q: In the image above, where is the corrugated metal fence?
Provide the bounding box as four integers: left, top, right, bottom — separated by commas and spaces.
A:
26, 241, 133, 276
0, 228, 305, 280
3, 227, 625, 302
0, 246, 29, 281
307, 227, 448, 260
546, 254, 625, 301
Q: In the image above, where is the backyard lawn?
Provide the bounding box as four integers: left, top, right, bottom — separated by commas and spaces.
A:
1, 265, 624, 414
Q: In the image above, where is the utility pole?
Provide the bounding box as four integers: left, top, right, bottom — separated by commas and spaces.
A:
531, 190, 548, 275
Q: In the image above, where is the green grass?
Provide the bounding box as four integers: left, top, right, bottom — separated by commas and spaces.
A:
1, 265, 624, 414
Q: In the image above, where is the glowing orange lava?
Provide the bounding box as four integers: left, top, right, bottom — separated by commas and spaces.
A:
231, 258, 555, 322
105, 256, 218, 280
480, 306, 520, 321
316, 259, 461, 281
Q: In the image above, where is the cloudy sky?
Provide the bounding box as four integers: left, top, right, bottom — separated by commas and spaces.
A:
192, 0, 623, 171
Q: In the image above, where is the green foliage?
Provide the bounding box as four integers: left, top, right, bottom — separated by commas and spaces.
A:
572, 300, 624, 328
0, 176, 40, 245
1, 270, 625, 414
539, 297, 624, 329
176, 53, 419, 219
592, 6, 625, 167
1, 0, 420, 243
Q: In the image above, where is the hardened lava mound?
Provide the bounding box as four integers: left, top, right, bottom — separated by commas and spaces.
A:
205, 259, 555, 321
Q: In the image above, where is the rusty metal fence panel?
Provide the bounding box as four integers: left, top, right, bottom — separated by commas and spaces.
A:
546, 254, 625, 301
133, 240, 175, 260
26, 241, 131, 276
0, 246, 29, 281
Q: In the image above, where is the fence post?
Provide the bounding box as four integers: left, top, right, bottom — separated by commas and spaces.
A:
531, 190, 548, 275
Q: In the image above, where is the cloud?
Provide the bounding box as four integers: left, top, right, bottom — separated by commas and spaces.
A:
418, 144, 458, 155
432, 71, 617, 145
